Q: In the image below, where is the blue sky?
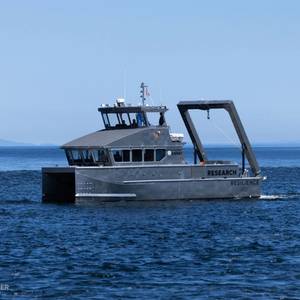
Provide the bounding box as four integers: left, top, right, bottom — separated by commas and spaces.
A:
0, 0, 299, 145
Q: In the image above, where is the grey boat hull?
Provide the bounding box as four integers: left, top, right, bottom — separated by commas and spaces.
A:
76, 178, 262, 203
42, 165, 263, 203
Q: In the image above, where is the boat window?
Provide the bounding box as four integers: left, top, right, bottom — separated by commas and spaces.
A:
102, 113, 110, 128
71, 150, 83, 164
91, 149, 108, 164
113, 150, 122, 162
65, 150, 73, 164
123, 150, 130, 162
82, 149, 96, 165
112, 149, 131, 162
156, 149, 166, 161
144, 149, 154, 161
107, 113, 121, 127
128, 113, 137, 128
132, 149, 142, 162
118, 113, 131, 128
102, 111, 149, 129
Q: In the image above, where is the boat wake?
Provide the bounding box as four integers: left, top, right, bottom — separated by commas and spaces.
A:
260, 194, 299, 200
260, 195, 281, 200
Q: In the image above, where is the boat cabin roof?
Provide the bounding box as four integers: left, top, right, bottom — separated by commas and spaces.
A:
62, 128, 144, 148
62, 126, 173, 149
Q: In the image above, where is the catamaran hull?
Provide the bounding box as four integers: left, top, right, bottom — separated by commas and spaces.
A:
42, 166, 262, 203
76, 176, 262, 203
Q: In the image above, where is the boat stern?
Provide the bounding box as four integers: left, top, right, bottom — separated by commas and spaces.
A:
42, 167, 75, 203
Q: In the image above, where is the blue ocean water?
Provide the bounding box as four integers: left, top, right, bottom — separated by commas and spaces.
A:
0, 146, 300, 299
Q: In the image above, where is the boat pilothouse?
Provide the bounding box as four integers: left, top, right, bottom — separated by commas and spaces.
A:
42, 82, 263, 203
62, 83, 185, 168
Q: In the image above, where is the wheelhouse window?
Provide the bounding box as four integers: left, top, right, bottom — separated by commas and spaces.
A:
66, 149, 109, 166
107, 113, 120, 127
111, 148, 166, 163
101, 112, 147, 129
118, 113, 131, 128
82, 149, 95, 165
91, 149, 109, 164
66, 148, 167, 165
102, 113, 110, 128
123, 150, 130, 161
112, 149, 131, 162
156, 149, 166, 161
113, 150, 122, 162
65, 150, 73, 164
132, 149, 142, 162
144, 149, 154, 161
71, 150, 82, 164
128, 113, 138, 128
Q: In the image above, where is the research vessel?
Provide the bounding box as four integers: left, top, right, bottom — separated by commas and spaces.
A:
42, 83, 263, 202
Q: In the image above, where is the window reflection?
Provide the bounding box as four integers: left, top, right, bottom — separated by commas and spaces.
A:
111, 148, 166, 163
156, 149, 166, 161
101, 112, 148, 129
132, 149, 142, 162
144, 149, 154, 161
112, 149, 131, 162
66, 148, 167, 165
66, 149, 109, 166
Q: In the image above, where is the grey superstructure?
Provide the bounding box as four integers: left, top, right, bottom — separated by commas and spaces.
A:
42, 84, 264, 202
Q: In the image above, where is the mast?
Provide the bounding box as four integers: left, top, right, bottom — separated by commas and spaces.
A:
140, 82, 148, 106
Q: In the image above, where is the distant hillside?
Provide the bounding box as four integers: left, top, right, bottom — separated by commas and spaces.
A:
0, 139, 34, 146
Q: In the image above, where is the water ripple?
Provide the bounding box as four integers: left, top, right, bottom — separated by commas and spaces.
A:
0, 167, 300, 298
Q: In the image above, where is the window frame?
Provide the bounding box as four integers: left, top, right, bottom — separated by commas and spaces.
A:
102, 113, 111, 128
111, 149, 132, 163
155, 149, 166, 161
144, 149, 154, 162
131, 149, 143, 162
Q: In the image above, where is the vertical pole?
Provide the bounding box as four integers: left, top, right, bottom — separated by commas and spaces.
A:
193, 145, 197, 164
140, 82, 146, 106
226, 102, 260, 176
177, 107, 207, 162
242, 143, 245, 174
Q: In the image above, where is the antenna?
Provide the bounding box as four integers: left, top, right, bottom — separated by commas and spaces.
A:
140, 82, 147, 106
140, 82, 148, 106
